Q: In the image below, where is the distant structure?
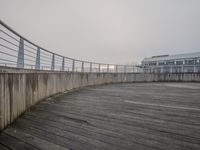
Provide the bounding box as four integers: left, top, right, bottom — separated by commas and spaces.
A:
141, 52, 200, 73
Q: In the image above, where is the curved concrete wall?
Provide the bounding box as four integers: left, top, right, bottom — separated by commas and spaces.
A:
0, 68, 200, 130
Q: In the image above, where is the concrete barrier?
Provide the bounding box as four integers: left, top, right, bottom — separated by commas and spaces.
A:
0, 67, 200, 130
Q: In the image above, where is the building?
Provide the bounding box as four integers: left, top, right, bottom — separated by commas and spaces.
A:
141, 52, 200, 73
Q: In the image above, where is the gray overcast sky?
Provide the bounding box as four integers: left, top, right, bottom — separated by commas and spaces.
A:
0, 0, 200, 64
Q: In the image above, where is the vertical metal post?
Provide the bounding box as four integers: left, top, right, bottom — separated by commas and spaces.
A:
193, 60, 196, 73
17, 37, 24, 68
98, 64, 101, 73
161, 66, 163, 73
72, 59, 75, 72
194, 65, 196, 73
170, 65, 173, 73
61, 57, 65, 71
115, 65, 118, 73
124, 65, 126, 73
51, 54, 55, 71
90, 63, 92, 73
81, 61, 84, 72
107, 64, 109, 73
35, 47, 40, 70
181, 65, 184, 73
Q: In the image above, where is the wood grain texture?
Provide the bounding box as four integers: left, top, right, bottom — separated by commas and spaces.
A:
0, 83, 200, 150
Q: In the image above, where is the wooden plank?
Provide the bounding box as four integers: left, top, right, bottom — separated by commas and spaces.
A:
21, 107, 200, 149
13, 117, 155, 150
0, 133, 39, 150
0, 144, 10, 150
4, 127, 69, 150
0, 83, 200, 150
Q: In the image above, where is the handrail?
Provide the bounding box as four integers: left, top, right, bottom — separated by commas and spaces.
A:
1, 20, 199, 73
0, 20, 141, 73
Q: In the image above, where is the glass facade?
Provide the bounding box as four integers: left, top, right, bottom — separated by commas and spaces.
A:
141, 53, 200, 73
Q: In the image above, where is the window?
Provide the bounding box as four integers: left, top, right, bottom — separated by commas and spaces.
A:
149, 62, 157, 66
166, 61, 174, 65
176, 61, 183, 65
158, 62, 165, 65
185, 59, 197, 65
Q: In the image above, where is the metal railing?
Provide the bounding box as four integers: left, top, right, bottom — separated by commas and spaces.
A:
1, 20, 199, 74
0, 20, 142, 73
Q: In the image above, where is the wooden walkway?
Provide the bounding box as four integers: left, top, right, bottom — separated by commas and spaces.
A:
0, 83, 200, 150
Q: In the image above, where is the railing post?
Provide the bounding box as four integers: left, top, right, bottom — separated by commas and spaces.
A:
35, 47, 40, 70
194, 65, 196, 73
170, 65, 173, 73
51, 54, 55, 71
107, 64, 109, 73
115, 65, 118, 73
81, 61, 84, 72
124, 65, 126, 73
61, 57, 65, 71
17, 37, 24, 68
161, 66, 163, 73
98, 64, 101, 73
72, 59, 75, 72
90, 63, 92, 73
181, 65, 184, 73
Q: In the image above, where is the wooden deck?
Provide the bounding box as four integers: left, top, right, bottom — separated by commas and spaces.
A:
0, 83, 200, 150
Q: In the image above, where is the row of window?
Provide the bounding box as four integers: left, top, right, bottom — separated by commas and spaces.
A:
142, 59, 200, 66
143, 66, 200, 73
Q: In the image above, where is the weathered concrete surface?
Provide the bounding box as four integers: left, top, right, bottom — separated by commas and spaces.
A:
0, 83, 200, 150
0, 72, 121, 130
0, 67, 200, 130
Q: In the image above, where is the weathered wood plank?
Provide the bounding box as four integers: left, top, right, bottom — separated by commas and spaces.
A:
4, 127, 69, 150
0, 133, 39, 150
0, 144, 10, 150
0, 83, 200, 150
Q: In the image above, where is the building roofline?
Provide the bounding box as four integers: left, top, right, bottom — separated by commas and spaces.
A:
142, 52, 200, 62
